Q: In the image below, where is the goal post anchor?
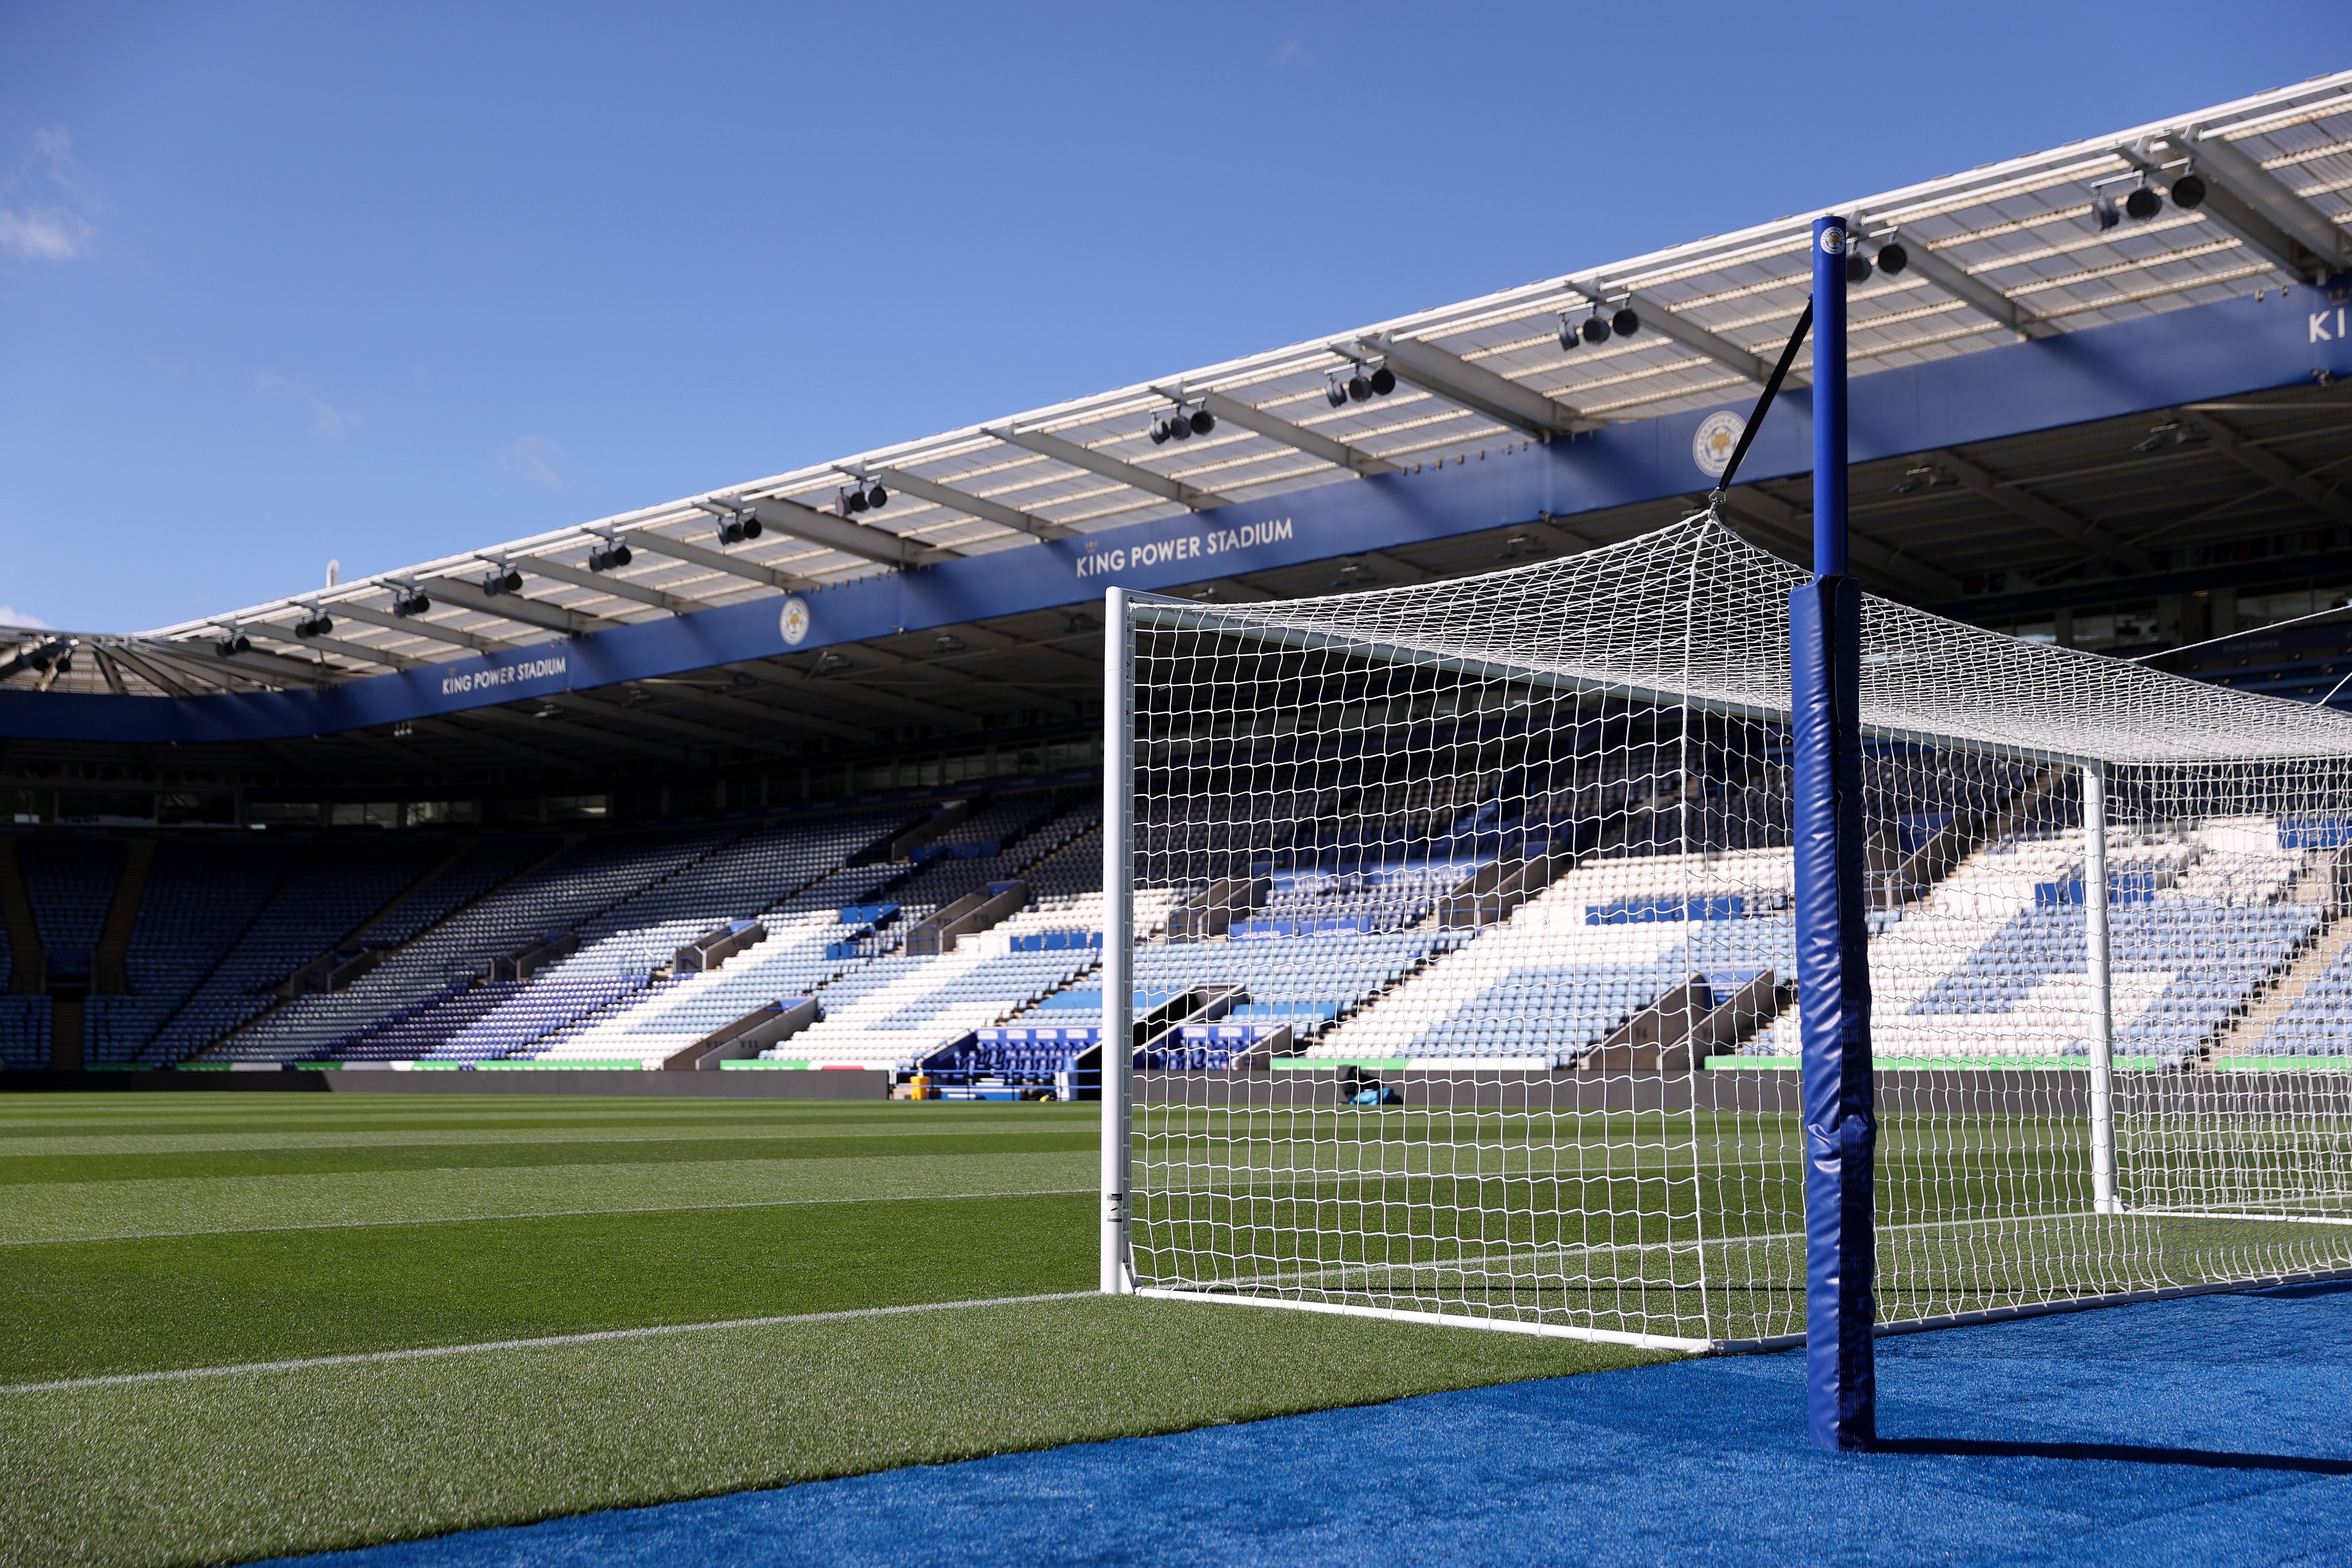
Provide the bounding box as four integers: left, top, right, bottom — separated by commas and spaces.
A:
1101, 585, 1135, 1294
1796, 213, 1877, 1452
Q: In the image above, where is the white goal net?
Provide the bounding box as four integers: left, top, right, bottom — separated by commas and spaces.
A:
1106, 514, 2352, 1352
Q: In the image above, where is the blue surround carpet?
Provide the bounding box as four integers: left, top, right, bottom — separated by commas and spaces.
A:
274, 1283, 2352, 1567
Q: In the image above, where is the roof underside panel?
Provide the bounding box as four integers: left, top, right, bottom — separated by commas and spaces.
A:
11, 73, 2349, 698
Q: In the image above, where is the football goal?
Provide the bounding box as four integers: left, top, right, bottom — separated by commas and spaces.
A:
1096, 511, 2352, 1356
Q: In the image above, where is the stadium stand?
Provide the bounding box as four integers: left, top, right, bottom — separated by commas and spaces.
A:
1752, 817, 2324, 1063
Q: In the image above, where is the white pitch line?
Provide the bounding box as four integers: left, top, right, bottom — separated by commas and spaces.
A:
0, 1186, 1094, 1249
0, 1291, 1103, 1397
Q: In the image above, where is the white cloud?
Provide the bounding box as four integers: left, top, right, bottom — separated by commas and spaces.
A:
254, 372, 360, 437
0, 606, 55, 630
499, 436, 564, 489
0, 127, 99, 263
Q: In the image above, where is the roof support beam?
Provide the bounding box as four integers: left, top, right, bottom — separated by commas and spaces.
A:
324, 602, 518, 654
243, 627, 426, 672
984, 425, 1231, 510
1714, 487, 1962, 600
742, 496, 959, 568
1855, 226, 2057, 341
512, 555, 702, 615
1152, 386, 1399, 477
97, 641, 201, 698
91, 646, 129, 695
1930, 448, 2153, 571
1351, 334, 1586, 438
847, 468, 1075, 542
1565, 283, 1793, 386
440, 580, 618, 637
2177, 410, 2352, 526
412, 714, 585, 770
725, 661, 977, 733
2158, 131, 2346, 284
469, 703, 689, 764
617, 529, 818, 594
551, 692, 801, 758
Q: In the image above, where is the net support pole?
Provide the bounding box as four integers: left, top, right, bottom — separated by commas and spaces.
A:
1794, 213, 1876, 1452
1100, 585, 1135, 1295
2083, 762, 2119, 1215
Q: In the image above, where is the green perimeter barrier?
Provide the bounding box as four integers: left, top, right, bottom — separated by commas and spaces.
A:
721, 1060, 812, 1070
2208, 1056, 2352, 1072
474, 1060, 646, 1071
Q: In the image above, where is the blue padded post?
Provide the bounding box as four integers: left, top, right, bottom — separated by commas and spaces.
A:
1796, 214, 1876, 1451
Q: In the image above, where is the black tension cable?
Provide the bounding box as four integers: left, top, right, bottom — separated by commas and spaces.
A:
1708, 300, 1813, 506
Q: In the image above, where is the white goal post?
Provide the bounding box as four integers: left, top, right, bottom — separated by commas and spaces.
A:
1100, 517, 2352, 1352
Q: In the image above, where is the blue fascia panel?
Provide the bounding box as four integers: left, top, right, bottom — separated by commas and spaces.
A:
10, 279, 2349, 746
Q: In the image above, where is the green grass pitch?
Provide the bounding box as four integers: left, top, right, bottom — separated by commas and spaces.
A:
0, 1094, 1662, 1568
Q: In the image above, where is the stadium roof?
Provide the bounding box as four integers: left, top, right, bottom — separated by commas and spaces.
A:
6, 71, 2352, 778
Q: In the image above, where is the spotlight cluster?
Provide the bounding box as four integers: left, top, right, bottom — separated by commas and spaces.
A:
479, 564, 524, 597
1149, 402, 1216, 443
1844, 241, 1910, 284
2094, 171, 2204, 231
24, 639, 74, 674
714, 512, 762, 546
587, 539, 633, 572
1557, 306, 1642, 350
1324, 361, 1395, 408
214, 628, 252, 658
839, 480, 890, 515
389, 585, 432, 618
293, 609, 334, 638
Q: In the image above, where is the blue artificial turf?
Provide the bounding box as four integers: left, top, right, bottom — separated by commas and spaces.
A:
273, 1283, 2352, 1568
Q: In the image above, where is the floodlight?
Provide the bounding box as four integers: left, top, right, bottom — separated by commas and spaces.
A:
1875, 241, 1909, 276
587, 541, 631, 572
2170, 172, 2206, 210
2124, 185, 2162, 221
1189, 407, 1215, 435
480, 567, 522, 596
864, 483, 889, 509
390, 587, 430, 617
1169, 411, 1192, 439
844, 486, 869, 513
1846, 251, 1871, 285
1611, 307, 1640, 337
1325, 377, 1348, 408
295, 610, 333, 638
1558, 315, 1579, 351
2094, 194, 2120, 230
215, 630, 251, 657
1347, 373, 1371, 401
1580, 314, 1609, 345
1148, 416, 1172, 444
1368, 365, 1395, 395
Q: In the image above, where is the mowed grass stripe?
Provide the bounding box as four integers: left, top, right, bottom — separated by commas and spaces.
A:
0, 1184, 1094, 1248
0, 1113, 1101, 1159
0, 1148, 1094, 1244
0, 1289, 1102, 1395
0, 1127, 1096, 1184
0, 1188, 1095, 1383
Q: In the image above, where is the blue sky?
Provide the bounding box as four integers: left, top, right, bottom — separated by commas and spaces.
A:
0, 2, 2342, 632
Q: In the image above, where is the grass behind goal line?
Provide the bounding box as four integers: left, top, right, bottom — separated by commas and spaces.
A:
0, 1095, 1662, 1568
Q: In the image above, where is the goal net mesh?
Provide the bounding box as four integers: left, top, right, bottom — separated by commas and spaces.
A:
1119, 514, 2352, 1351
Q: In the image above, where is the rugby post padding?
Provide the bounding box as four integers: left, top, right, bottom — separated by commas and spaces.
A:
1795, 213, 1877, 1451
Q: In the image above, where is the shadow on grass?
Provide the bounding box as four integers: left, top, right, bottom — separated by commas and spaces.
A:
1875, 1438, 2352, 1475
